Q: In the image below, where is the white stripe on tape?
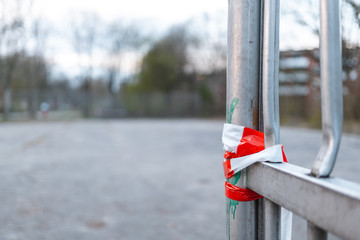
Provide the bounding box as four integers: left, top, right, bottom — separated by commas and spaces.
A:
229, 144, 283, 175
222, 123, 244, 153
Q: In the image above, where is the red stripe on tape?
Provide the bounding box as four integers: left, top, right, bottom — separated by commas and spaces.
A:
237, 127, 265, 157
223, 159, 234, 179
281, 145, 288, 163
223, 127, 265, 160
225, 181, 263, 202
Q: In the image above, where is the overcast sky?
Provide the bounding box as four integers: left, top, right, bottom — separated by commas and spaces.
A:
28, 0, 358, 81
30, 0, 229, 80
32, 0, 319, 48
32, 0, 226, 30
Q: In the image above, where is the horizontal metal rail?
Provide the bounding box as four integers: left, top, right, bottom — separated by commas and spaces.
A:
247, 162, 360, 240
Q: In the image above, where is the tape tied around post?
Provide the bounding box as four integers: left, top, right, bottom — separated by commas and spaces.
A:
222, 123, 288, 201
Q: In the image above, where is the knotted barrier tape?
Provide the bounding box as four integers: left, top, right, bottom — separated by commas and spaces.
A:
222, 123, 292, 240
222, 123, 287, 201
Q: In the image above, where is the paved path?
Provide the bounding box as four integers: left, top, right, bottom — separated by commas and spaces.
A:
0, 120, 358, 240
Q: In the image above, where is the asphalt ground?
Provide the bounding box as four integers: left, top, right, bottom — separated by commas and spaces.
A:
0, 119, 359, 240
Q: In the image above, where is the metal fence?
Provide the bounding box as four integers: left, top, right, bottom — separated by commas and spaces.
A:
0, 88, 209, 120
226, 0, 360, 239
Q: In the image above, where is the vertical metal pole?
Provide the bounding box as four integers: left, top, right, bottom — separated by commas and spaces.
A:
226, 0, 261, 239
311, 0, 342, 178
261, 0, 282, 239
308, 0, 341, 239
308, 222, 327, 240
262, 0, 280, 147
263, 200, 281, 239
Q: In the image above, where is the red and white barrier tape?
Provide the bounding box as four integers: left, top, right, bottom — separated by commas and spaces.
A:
224, 144, 285, 178
222, 123, 292, 240
222, 123, 287, 202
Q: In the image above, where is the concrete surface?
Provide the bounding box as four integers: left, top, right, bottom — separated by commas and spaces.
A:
0, 119, 358, 240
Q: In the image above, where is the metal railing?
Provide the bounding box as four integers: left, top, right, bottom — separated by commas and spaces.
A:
226, 0, 360, 239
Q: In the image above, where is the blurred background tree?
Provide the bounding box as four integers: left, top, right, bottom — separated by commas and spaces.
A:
135, 25, 197, 92
0, 0, 358, 128
0, 0, 26, 120
70, 11, 100, 118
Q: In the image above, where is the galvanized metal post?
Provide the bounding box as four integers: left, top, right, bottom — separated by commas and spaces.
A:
311, 0, 342, 178
307, 0, 342, 239
261, 0, 282, 239
308, 222, 327, 240
226, 0, 261, 239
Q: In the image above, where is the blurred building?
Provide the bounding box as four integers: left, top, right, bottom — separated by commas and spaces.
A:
279, 47, 360, 125
204, 47, 360, 124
